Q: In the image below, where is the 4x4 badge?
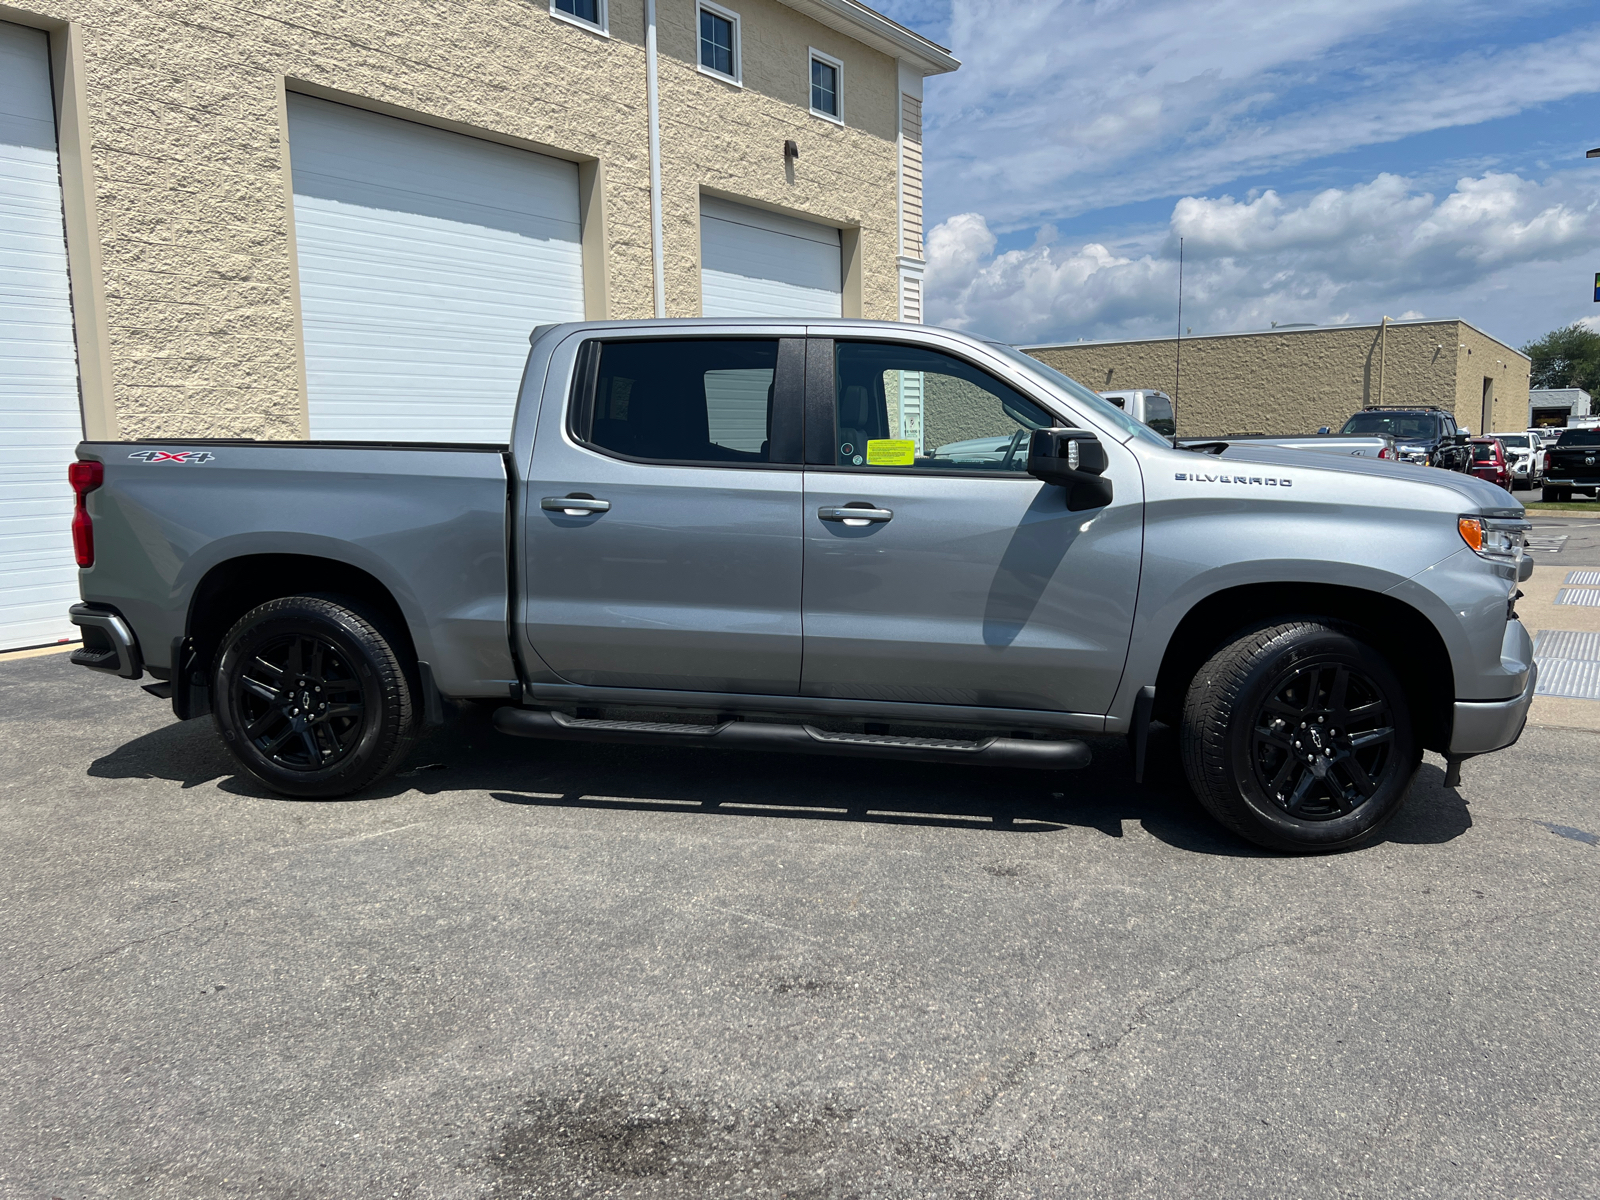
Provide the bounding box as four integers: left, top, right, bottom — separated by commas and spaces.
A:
128, 450, 214, 463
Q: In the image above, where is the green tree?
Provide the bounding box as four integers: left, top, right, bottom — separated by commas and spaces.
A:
1521, 322, 1600, 393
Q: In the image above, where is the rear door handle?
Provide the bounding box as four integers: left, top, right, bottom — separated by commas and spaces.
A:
542, 495, 610, 515
818, 505, 893, 525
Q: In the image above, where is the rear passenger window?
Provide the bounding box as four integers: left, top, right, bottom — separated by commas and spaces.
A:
584, 340, 778, 464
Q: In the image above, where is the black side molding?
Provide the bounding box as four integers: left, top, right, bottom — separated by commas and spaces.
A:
492, 707, 1092, 770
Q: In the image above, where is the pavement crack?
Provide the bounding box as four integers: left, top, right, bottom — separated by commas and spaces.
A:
8, 913, 219, 995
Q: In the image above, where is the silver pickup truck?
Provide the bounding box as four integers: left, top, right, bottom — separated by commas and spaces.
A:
68, 319, 1535, 852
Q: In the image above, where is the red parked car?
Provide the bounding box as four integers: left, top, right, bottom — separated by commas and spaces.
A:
1468, 437, 1512, 490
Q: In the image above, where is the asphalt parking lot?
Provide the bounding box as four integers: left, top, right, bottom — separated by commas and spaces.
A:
3, 648, 1598, 1200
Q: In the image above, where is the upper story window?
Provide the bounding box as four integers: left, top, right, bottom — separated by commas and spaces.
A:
810, 50, 842, 122
551, 0, 607, 34
698, 2, 740, 84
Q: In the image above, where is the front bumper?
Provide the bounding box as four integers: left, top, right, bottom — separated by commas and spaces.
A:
1449, 662, 1537, 756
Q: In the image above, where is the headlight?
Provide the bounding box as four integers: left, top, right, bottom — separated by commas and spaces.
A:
1458, 515, 1529, 563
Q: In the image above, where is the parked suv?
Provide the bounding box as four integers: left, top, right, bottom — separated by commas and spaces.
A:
1493, 432, 1543, 491
1334, 407, 1472, 471
1468, 438, 1512, 491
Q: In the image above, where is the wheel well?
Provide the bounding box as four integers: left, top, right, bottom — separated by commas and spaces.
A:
1152, 583, 1455, 752
186, 555, 417, 678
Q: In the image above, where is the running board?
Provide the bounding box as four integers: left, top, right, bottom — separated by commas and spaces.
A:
492, 708, 1092, 770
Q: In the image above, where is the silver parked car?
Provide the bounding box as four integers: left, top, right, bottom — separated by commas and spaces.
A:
67, 319, 1534, 853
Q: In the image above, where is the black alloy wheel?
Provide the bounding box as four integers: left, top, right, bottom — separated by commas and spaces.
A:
1249, 660, 1395, 820
236, 633, 366, 771
1181, 620, 1420, 852
213, 595, 418, 798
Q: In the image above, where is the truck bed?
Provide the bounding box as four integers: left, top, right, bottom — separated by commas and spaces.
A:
75, 440, 517, 699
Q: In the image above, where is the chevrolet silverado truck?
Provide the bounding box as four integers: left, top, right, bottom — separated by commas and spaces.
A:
67, 319, 1536, 852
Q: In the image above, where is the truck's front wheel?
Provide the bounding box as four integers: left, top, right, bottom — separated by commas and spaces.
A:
1180, 621, 1419, 852
212, 595, 418, 798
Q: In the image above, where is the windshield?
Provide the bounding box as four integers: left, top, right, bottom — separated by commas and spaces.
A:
1497, 434, 1529, 449
986, 343, 1171, 446
1557, 429, 1600, 447
1340, 412, 1440, 439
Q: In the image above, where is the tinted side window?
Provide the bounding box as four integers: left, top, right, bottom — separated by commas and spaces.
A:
830, 342, 1052, 472
586, 340, 777, 464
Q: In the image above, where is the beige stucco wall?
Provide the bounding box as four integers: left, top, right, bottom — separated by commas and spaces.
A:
1026, 320, 1530, 438
1454, 322, 1532, 435
6, 0, 904, 439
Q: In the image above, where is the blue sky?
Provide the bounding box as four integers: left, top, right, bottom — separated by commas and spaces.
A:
874, 0, 1600, 349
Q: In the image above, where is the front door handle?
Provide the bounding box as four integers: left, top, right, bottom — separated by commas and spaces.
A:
542, 495, 610, 515
818, 505, 893, 526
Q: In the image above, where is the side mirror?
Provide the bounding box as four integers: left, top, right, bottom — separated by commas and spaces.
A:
1026, 428, 1113, 512
1317, 426, 1331, 435
1458, 426, 1472, 438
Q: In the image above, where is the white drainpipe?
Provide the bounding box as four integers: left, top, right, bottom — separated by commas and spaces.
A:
645, 0, 666, 318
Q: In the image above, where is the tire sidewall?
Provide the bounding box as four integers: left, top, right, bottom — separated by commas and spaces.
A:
213, 599, 401, 797
1220, 626, 1418, 851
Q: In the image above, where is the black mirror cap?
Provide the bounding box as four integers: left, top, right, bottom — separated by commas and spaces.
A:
1025, 428, 1114, 511
1026, 427, 1108, 476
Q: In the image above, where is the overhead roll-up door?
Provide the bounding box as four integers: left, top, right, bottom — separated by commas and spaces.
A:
286, 95, 585, 443
700, 196, 842, 319
0, 21, 82, 652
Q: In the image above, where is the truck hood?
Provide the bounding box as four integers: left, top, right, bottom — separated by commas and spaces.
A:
1191, 443, 1521, 513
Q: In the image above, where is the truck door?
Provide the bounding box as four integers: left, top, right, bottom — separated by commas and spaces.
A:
798, 337, 1143, 716
520, 333, 806, 694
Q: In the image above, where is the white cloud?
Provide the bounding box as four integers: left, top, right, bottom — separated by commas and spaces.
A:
905, 0, 1600, 228
928, 171, 1600, 345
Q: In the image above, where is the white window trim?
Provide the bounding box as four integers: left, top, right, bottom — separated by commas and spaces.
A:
697, 0, 742, 87
808, 47, 844, 125
550, 0, 609, 37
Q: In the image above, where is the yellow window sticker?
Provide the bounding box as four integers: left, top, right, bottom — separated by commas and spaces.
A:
865, 439, 915, 466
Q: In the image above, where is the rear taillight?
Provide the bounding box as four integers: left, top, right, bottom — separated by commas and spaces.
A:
1379, 447, 1392, 459
68, 460, 103, 567
1544, 450, 1552, 471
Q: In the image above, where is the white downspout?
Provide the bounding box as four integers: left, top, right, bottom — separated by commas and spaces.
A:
645, 0, 666, 318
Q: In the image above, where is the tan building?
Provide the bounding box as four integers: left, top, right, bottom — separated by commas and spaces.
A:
0, 0, 952, 648
1022, 319, 1531, 439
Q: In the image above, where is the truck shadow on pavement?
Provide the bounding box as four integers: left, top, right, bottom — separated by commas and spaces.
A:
88, 705, 1471, 855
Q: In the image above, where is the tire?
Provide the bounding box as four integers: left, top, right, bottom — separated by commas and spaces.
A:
1179, 621, 1420, 853
1542, 485, 1569, 503
212, 595, 418, 797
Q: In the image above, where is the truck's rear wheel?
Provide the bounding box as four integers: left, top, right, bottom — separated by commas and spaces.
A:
1180, 621, 1419, 853
1542, 485, 1569, 503
213, 595, 417, 798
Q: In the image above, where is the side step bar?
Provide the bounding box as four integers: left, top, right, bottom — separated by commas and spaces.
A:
492, 707, 1092, 770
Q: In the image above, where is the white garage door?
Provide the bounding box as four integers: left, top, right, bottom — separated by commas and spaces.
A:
700, 197, 842, 318
0, 22, 81, 652
287, 95, 585, 443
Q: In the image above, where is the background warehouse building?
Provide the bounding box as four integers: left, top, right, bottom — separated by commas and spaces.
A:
0, 0, 954, 650
1023, 319, 1530, 441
